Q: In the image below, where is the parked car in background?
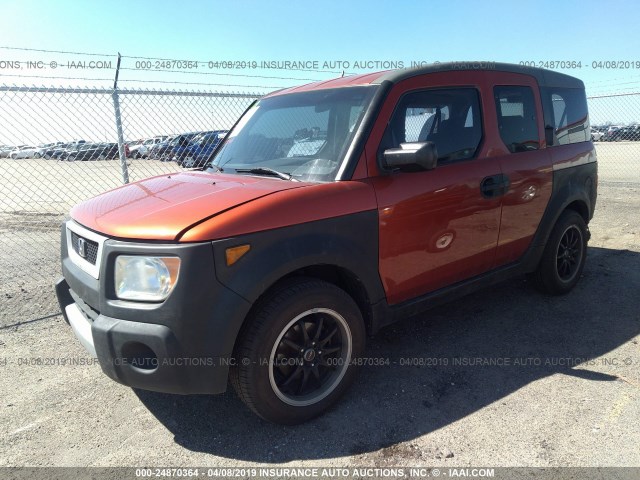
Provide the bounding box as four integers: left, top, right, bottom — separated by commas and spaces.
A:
177, 130, 228, 167
47, 140, 87, 159
9, 145, 39, 159
167, 132, 202, 162
136, 136, 169, 158
43, 143, 73, 159
625, 125, 640, 140
601, 125, 622, 141
62, 142, 120, 161
0, 145, 15, 158
147, 136, 176, 160
590, 128, 604, 142
61, 143, 118, 162
126, 140, 144, 158
149, 133, 200, 161
32, 142, 64, 158
60, 142, 99, 161
608, 124, 640, 141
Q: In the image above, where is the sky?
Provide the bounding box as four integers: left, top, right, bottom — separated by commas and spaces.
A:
1, 0, 640, 144
1, 0, 640, 95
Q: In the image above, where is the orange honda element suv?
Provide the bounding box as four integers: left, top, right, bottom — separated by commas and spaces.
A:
57, 63, 597, 424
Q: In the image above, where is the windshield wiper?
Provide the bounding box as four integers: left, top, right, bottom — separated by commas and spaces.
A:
234, 167, 299, 181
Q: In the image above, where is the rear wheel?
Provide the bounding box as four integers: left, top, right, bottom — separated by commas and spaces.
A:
531, 210, 588, 295
230, 278, 365, 424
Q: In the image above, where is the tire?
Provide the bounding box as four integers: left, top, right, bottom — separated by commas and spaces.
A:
34, 153, 41, 158
531, 210, 588, 295
44, 154, 51, 160
10, 154, 17, 159
68, 154, 76, 162
230, 278, 365, 424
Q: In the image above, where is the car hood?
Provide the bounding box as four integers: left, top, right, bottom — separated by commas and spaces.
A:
71, 171, 308, 241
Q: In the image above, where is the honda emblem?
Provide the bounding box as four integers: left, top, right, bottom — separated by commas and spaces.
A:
76, 237, 87, 259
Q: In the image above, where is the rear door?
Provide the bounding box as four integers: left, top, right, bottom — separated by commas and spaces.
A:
485, 74, 553, 266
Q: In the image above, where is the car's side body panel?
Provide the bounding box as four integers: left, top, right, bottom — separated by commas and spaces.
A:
362, 70, 557, 304
368, 159, 503, 304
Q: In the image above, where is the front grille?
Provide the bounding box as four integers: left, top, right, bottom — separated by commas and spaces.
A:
70, 231, 99, 265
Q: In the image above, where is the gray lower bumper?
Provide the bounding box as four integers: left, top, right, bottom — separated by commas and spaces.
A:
66, 303, 97, 358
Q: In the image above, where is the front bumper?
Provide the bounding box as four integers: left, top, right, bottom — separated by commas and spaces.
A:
56, 223, 253, 395
65, 303, 97, 358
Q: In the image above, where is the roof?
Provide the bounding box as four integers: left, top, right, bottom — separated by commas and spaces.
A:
266, 62, 584, 97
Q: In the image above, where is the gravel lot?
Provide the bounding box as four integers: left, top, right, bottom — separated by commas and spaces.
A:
0, 148, 639, 468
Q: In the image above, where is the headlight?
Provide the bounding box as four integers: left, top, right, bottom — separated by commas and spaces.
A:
114, 256, 180, 302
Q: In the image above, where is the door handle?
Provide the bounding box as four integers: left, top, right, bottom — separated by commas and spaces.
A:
481, 174, 510, 198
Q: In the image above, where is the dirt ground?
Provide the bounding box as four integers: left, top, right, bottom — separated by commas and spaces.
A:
0, 153, 638, 468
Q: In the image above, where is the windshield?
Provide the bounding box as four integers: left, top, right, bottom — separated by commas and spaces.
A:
209, 86, 377, 182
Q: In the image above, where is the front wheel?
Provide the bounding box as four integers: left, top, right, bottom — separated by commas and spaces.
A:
531, 210, 588, 295
230, 278, 365, 424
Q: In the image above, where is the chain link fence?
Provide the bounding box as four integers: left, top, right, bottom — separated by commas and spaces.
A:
0, 85, 639, 291
0, 85, 260, 288
586, 92, 640, 183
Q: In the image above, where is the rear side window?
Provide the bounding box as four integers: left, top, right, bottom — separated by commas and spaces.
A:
382, 88, 482, 163
541, 87, 590, 145
494, 86, 540, 153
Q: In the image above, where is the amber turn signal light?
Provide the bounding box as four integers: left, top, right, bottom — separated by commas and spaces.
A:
225, 244, 250, 266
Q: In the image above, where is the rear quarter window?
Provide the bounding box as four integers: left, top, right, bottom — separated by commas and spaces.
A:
541, 87, 590, 145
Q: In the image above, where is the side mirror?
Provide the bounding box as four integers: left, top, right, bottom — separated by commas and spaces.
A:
383, 141, 438, 171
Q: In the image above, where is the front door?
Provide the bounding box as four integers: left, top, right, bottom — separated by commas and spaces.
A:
368, 86, 503, 305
